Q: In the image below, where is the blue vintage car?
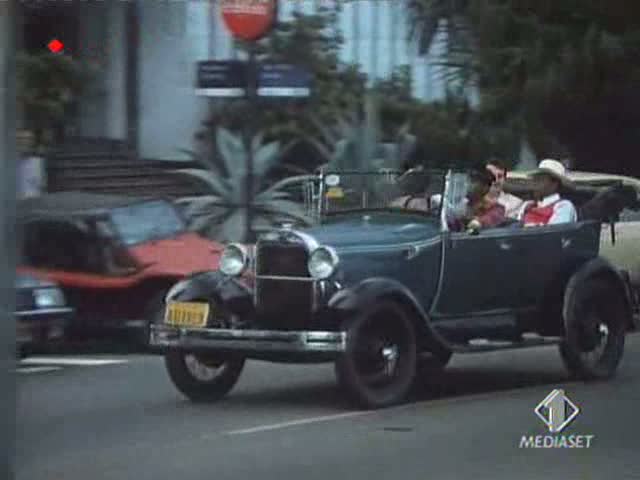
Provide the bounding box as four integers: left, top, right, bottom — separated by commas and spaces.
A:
150, 169, 639, 408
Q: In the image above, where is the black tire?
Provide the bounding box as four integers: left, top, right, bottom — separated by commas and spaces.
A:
335, 300, 418, 409
559, 278, 627, 380
164, 351, 245, 403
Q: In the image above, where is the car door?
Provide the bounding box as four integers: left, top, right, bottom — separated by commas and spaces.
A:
507, 221, 600, 311
432, 226, 520, 317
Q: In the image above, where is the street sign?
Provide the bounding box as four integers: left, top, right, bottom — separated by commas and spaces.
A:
220, 0, 277, 42
257, 63, 312, 98
195, 60, 247, 97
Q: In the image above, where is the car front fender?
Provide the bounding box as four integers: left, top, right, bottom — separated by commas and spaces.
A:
328, 277, 452, 359
167, 270, 254, 318
564, 257, 635, 331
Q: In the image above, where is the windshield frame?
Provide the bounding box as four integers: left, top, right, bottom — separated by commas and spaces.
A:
107, 199, 187, 247
311, 169, 448, 222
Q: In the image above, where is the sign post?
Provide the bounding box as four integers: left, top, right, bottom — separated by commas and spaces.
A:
214, 0, 312, 241
220, 0, 277, 242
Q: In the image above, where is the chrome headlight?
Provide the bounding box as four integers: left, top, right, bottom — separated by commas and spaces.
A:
308, 246, 339, 280
220, 243, 249, 277
34, 287, 66, 308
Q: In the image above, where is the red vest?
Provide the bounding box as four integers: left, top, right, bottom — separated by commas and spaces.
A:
523, 201, 560, 225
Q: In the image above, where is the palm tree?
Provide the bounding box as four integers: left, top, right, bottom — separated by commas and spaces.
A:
173, 128, 316, 243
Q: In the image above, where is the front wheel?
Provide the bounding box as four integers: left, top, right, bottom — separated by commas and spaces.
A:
335, 300, 418, 409
164, 351, 245, 402
559, 278, 627, 380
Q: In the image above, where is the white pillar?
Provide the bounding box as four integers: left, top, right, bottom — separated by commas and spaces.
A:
104, 2, 127, 139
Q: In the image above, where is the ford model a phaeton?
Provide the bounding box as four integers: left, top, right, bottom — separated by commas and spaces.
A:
150, 169, 638, 408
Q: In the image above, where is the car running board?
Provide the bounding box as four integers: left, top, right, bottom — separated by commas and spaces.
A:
449, 335, 563, 353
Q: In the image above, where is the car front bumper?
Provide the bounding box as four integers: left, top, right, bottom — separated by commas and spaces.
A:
15, 307, 73, 347
150, 324, 347, 358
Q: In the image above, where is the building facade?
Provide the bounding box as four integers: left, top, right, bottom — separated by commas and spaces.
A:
19, 0, 455, 162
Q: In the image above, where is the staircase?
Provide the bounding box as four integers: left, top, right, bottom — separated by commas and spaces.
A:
46, 138, 207, 199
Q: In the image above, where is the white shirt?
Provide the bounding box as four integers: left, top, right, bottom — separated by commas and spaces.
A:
496, 192, 525, 219
517, 193, 578, 225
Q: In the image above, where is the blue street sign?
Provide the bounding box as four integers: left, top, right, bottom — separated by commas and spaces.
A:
257, 63, 311, 97
195, 60, 247, 97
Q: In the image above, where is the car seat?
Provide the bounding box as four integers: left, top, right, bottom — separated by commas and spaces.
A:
577, 183, 639, 223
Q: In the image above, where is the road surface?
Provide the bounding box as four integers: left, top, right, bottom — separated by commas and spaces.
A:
17, 334, 640, 480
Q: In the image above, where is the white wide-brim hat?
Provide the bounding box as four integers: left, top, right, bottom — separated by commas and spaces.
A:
530, 159, 573, 186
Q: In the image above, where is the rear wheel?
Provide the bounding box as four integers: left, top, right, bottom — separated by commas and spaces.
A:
335, 300, 418, 409
559, 278, 627, 380
164, 351, 245, 402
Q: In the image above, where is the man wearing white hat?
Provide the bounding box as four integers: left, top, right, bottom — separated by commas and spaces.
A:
517, 159, 578, 226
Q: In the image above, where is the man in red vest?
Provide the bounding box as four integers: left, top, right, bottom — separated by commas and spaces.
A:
518, 159, 578, 226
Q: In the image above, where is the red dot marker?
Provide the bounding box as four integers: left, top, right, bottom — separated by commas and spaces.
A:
47, 39, 64, 53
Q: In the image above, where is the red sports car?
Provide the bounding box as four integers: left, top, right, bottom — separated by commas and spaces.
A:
17, 192, 224, 346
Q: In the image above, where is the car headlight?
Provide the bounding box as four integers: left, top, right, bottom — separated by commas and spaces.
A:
308, 246, 339, 280
220, 243, 249, 277
34, 287, 66, 308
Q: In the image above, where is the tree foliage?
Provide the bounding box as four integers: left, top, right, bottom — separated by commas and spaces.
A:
16, 52, 94, 151
408, 0, 640, 175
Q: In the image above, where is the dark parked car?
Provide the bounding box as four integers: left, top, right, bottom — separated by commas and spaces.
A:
15, 273, 73, 357
17, 192, 224, 345
150, 170, 639, 408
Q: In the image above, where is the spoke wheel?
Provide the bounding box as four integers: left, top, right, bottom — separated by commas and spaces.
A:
164, 350, 245, 403
560, 278, 627, 380
336, 300, 418, 409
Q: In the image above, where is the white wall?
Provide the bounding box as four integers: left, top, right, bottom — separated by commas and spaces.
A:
137, 0, 209, 160
76, 1, 126, 139
207, 0, 447, 101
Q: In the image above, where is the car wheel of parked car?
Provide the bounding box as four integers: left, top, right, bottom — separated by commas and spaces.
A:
335, 299, 418, 409
164, 351, 245, 403
559, 277, 627, 380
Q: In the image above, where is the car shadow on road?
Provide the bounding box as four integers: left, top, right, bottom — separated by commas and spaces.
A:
410, 366, 571, 403
221, 365, 572, 412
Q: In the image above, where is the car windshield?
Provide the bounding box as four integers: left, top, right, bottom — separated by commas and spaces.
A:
307, 170, 445, 218
109, 200, 185, 246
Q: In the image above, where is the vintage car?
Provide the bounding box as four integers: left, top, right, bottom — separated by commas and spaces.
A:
17, 192, 224, 345
150, 169, 639, 409
15, 273, 73, 357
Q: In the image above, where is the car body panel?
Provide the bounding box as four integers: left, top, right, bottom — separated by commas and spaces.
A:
304, 212, 443, 307
506, 170, 640, 291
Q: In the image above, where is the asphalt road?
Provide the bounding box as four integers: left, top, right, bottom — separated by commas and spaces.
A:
17, 334, 640, 480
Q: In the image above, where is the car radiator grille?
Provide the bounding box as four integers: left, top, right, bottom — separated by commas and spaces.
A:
255, 241, 313, 329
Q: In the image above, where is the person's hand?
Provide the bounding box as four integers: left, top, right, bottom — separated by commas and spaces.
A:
467, 218, 482, 231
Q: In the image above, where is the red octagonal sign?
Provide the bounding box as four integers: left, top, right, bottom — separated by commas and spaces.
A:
220, 0, 277, 42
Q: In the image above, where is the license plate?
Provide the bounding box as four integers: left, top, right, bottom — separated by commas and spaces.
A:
164, 302, 210, 328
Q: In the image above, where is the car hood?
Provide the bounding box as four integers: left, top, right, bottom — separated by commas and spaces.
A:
129, 232, 223, 276
301, 212, 441, 250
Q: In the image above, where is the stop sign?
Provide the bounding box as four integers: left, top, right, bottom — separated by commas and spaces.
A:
220, 0, 277, 42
